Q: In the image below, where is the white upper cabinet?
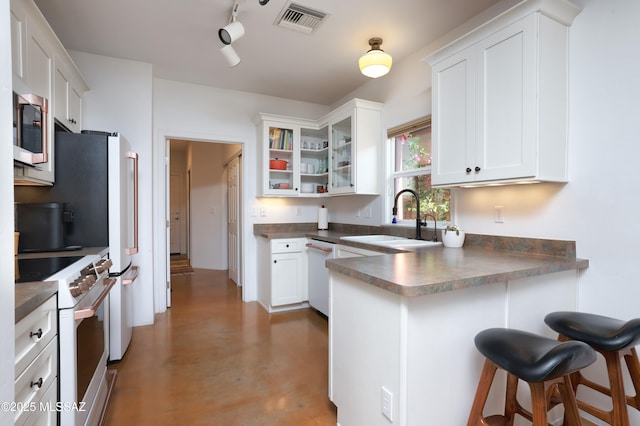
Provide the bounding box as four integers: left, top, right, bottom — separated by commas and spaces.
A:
258, 115, 305, 196
54, 57, 87, 133
257, 98, 382, 197
428, 0, 581, 187
11, 0, 89, 184
328, 99, 382, 195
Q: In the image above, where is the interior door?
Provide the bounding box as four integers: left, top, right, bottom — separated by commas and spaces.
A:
169, 172, 184, 254
227, 155, 241, 284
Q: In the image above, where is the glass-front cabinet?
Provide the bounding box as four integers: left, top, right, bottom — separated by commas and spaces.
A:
329, 115, 353, 194
300, 125, 329, 195
262, 120, 299, 196
328, 99, 382, 195
257, 98, 382, 197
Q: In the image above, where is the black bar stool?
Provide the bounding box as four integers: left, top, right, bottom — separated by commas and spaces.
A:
545, 312, 640, 426
468, 328, 597, 426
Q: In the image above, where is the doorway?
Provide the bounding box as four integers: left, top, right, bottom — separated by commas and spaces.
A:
168, 139, 242, 287
169, 140, 193, 275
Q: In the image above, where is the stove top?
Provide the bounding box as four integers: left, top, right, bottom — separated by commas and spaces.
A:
16, 256, 85, 283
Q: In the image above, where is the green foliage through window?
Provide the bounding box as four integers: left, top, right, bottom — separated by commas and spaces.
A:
391, 120, 450, 222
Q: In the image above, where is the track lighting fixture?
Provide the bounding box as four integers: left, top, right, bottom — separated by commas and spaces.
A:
218, 2, 244, 45
218, 0, 269, 67
359, 37, 393, 78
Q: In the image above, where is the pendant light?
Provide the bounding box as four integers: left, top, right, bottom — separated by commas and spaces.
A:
359, 37, 392, 78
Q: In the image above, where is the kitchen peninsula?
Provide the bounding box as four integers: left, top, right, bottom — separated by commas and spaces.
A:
325, 234, 588, 426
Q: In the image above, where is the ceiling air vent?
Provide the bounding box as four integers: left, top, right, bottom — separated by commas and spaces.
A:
275, 2, 328, 34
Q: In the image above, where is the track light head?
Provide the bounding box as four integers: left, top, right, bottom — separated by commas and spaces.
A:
220, 44, 241, 67
218, 21, 245, 45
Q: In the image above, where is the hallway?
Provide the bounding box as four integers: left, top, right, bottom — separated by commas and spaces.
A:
104, 269, 336, 425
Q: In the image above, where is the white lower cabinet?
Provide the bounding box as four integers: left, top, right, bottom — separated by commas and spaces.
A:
258, 238, 309, 312
14, 295, 58, 426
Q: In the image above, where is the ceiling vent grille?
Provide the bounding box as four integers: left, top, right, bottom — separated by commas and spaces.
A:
275, 2, 328, 34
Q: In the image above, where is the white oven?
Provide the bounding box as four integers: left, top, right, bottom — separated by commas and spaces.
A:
47, 250, 116, 426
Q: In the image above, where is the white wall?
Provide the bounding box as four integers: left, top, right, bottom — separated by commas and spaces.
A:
456, 0, 640, 320
1, 0, 16, 417
70, 51, 156, 326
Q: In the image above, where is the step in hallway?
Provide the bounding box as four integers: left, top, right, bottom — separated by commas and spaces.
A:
104, 269, 337, 425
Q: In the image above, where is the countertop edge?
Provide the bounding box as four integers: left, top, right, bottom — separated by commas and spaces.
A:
327, 256, 589, 297
15, 282, 57, 323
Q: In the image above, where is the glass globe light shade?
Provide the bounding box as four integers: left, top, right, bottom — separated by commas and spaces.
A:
359, 48, 392, 78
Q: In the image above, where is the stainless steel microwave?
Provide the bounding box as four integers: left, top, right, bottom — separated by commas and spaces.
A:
13, 92, 49, 166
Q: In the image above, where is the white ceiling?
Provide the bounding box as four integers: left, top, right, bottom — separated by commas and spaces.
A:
34, 0, 502, 106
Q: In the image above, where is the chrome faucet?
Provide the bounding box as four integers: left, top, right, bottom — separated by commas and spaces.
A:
392, 189, 423, 240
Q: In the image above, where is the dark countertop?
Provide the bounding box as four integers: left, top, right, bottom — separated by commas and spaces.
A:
15, 281, 57, 323
326, 247, 588, 297
254, 223, 589, 298
15, 246, 108, 323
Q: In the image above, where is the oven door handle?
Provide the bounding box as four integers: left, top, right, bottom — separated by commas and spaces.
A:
74, 278, 116, 320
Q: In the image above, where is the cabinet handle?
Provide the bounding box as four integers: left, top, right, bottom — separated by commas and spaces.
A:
475, 166, 481, 172
286, 244, 289, 247
30, 328, 43, 339
306, 243, 333, 253
466, 167, 472, 173
30, 377, 43, 389
273, 260, 277, 264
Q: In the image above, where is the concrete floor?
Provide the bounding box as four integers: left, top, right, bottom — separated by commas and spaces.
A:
104, 268, 336, 425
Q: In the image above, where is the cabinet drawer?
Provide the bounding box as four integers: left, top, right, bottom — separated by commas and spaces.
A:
14, 338, 57, 425
271, 239, 303, 253
15, 377, 57, 426
15, 296, 57, 378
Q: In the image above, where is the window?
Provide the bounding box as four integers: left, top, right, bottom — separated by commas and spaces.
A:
388, 116, 450, 224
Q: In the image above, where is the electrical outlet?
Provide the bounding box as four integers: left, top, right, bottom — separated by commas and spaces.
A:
260, 206, 266, 217
382, 386, 393, 421
494, 205, 504, 223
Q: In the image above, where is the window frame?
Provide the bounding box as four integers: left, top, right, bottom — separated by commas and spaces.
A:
385, 115, 452, 229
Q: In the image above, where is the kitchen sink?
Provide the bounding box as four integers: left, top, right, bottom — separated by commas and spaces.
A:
340, 234, 407, 243
340, 235, 443, 250
373, 239, 442, 250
